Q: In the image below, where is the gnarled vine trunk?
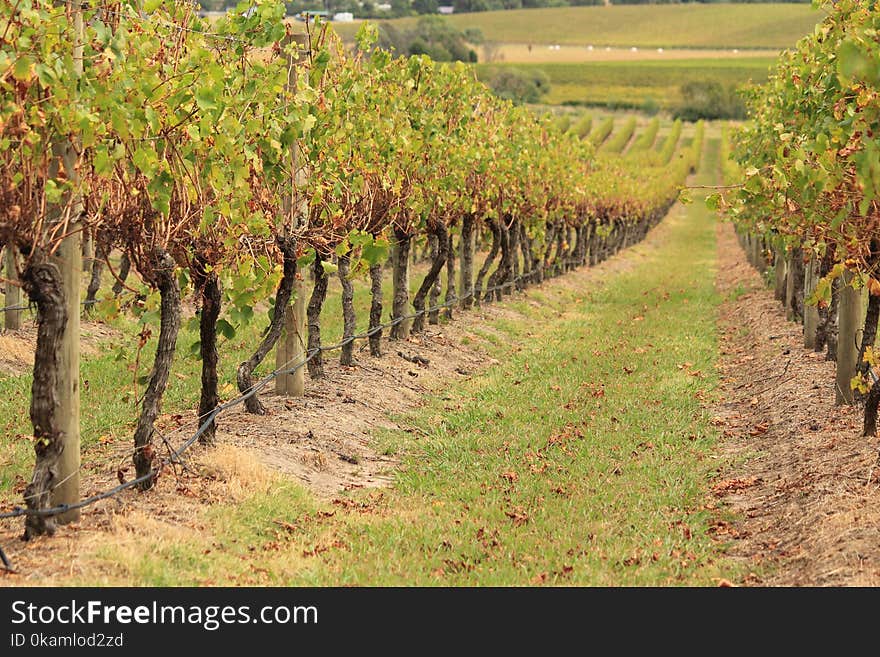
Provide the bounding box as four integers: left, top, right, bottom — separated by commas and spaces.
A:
112, 251, 130, 297
519, 223, 532, 287
412, 224, 448, 333
589, 225, 600, 266
565, 226, 575, 271
510, 218, 521, 291
236, 237, 297, 414
474, 219, 500, 306
84, 242, 106, 311
369, 263, 383, 357
133, 249, 181, 490
541, 222, 557, 280
428, 234, 441, 325
307, 253, 329, 378
459, 214, 474, 310
390, 227, 412, 339
339, 253, 356, 366
21, 260, 67, 539
553, 226, 564, 275
576, 225, 588, 267
864, 383, 880, 436
193, 255, 221, 445
487, 221, 511, 302
444, 232, 456, 321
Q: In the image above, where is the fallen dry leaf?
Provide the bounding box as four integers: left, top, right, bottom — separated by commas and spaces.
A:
712, 476, 762, 495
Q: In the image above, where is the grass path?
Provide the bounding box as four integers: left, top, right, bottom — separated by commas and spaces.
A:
50, 135, 749, 586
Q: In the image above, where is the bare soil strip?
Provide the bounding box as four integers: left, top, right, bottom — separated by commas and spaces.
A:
713, 221, 880, 586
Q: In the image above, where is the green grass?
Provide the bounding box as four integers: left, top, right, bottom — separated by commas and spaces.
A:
66, 135, 746, 586
337, 4, 822, 49
482, 58, 776, 109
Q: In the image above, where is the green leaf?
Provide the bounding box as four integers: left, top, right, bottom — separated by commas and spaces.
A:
12, 56, 32, 81
217, 319, 236, 340
806, 275, 831, 308
44, 179, 63, 204
189, 340, 202, 357
348, 230, 373, 247
301, 114, 317, 137
132, 146, 158, 178
201, 205, 215, 230
830, 208, 848, 230
195, 86, 218, 112
230, 305, 254, 325
320, 260, 338, 275
93, 146, 113, 176
362, 241, 389, 266
297, 249, 316, 268
177, 268, 190, 292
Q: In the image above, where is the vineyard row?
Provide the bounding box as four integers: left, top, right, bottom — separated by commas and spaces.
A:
0, 0, 703, 540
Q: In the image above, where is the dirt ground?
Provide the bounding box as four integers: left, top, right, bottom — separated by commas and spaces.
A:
0, 321, 119, 376
216, 324, 496, 498
712, 221, 880, 586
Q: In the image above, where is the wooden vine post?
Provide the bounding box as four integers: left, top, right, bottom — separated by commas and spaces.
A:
803, 253, 820, 349
276, 32, 308, 397
4, 247, 20, 330
49, 2, 84, 522
773, 246, 786, 302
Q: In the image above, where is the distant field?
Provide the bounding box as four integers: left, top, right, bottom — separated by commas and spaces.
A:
482, 44, 778, 64
336, 4, 824, 50
478, 57, 776, 109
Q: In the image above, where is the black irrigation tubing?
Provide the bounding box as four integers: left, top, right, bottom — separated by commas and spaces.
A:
0, 303, 30, 313
0, 259, 584, 570
0, 298, 99, 315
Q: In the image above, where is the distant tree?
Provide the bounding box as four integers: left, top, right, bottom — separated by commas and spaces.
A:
462, 27, 484, 44
674, 80, 746, 121
452, 0, 492, 13
370, 16, 477, 62
376, 23, 407, 54
390, 0, 413, 16
481, 67, 551, 104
